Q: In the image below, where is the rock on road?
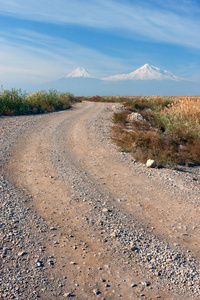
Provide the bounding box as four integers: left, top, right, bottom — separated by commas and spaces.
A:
0, 101, 200, 299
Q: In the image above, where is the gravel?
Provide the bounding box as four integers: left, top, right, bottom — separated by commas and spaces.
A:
0, 115, 70, 299
0, 103, 200, 299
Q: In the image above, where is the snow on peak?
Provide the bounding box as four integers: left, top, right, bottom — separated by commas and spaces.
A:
65, 67, 92, 78
102, 64, 181, 81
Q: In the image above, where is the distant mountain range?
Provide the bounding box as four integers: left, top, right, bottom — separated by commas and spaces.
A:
62, 64, 182, 81
37, 64, 199, 96
102, 64, 182, 81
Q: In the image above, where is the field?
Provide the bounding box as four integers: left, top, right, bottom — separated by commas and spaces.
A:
1, 89, 200, 166
80, 95, 200, 166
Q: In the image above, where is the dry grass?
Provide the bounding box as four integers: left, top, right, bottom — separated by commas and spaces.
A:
161, 97, 200, 140
77, 95, 126, 103
112, 110, 130, 128
112, 96, 200, 167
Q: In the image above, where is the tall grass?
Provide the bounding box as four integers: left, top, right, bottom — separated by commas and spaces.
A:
112, 96, 200, 166
160, 97, 200, 141
0, 87, 78, 116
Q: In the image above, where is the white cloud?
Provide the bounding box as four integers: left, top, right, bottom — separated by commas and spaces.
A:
0, 29, 125, 86
0, 0, 199, 88
0, 0, 200, 49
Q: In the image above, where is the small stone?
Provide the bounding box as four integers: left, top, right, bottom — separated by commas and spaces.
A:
50, 227, 57, 230
104, 264, 110, 269
110, 232, 116, 237
93, 289, 100, 295
146, 159, 157, 168
127, 112, 149, 123
48, 260, 54, 265
141, 281, 150, 287
36, 261, 43, 267
18, 251, 27, 257
3, 248, 9, 255
64, 292, 71, 297
131, 283, 138, 288
112, 104, 126, 112
101, 208, 111, 213
154, 271, 161, 276
131, 246, 138, 252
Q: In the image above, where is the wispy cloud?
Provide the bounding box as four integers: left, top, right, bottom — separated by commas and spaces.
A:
0, 0, 200, 49
0, 0, 199, 88
0, 29, 125, 85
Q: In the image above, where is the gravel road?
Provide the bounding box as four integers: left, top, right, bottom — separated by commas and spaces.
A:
0, 101, 200, 299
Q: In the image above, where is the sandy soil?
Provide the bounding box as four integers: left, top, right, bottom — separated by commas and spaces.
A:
1, 101, 200, 299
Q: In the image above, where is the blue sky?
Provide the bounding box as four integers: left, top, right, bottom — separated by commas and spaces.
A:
0, 0, 200, 88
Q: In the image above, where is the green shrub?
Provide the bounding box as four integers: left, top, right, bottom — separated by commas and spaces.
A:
0, 87, 77, 116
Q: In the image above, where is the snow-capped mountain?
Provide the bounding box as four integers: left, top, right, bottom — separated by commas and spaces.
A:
102, 64, 181, 81
36, 63, 199, 96
65, 67, 93, 78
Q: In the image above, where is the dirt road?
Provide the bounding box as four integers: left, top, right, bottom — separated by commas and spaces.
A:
2, 101, 200, 299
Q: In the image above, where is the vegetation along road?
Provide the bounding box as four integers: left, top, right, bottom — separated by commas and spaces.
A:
1, 101, 200, 299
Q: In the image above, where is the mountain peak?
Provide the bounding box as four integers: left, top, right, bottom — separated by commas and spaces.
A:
65, 67, 92, 78
142, 63, 150, 68
102, 64, 181, 81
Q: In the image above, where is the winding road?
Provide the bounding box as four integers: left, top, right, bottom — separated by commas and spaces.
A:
4, 101, 200, 299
